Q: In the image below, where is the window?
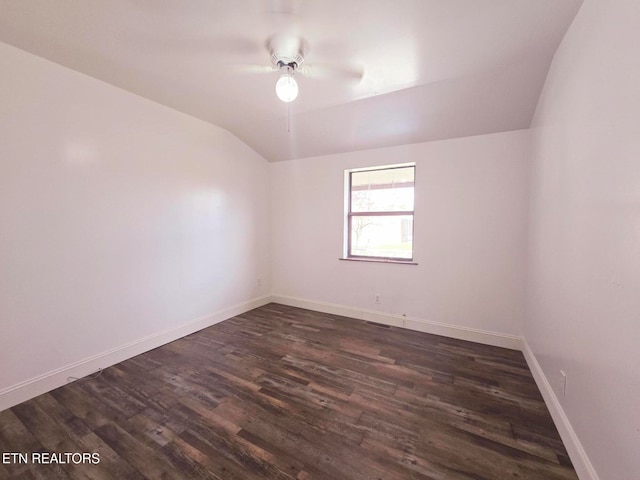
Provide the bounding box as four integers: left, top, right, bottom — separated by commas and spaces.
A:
345, 164, 415, 261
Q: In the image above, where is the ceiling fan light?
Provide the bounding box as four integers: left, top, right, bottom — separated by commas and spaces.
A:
275, 72, 298, 102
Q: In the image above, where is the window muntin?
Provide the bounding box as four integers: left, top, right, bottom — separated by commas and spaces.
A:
347, 165, 415, 261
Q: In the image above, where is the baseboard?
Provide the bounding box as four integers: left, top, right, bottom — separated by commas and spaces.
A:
0, 295, 272, 412
271, 294, 523, 350
522, 341, 600, 480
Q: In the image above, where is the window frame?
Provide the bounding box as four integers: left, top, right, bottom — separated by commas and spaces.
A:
346, 164, 416, 262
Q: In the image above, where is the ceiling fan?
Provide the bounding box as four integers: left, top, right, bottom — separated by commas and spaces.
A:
237, 33, 364, 103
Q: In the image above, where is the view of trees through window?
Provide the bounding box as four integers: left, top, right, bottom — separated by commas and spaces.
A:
348, 165, 415, 260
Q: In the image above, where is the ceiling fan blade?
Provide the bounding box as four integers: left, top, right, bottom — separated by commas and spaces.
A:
121, 29, 263, 57
298, 63, 364, 82
227, 64, 277, 75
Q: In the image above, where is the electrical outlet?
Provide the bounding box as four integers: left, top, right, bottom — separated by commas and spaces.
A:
560, 370, 567, 395
375, 294, 381, 304
257, 277, 263, 287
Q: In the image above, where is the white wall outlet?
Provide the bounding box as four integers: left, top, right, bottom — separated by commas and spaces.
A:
560, 370, 567, 395
375, 294, 381, 304
257, 277, 263, 287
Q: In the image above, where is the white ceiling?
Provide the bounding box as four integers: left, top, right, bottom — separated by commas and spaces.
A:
0, 0, 582, 161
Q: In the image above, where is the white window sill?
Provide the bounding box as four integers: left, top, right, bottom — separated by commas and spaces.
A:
339, 257, 418, 265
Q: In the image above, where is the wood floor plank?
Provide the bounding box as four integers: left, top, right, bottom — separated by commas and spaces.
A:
0, 303, 578, 480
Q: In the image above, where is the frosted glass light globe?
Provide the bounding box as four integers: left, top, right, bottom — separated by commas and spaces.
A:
275, 73, 298, 102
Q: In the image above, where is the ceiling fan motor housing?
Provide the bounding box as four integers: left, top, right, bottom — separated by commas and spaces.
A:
271, 52, 304, 71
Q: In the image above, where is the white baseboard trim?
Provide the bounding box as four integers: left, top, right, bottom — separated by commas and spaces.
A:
271, 294, 523, 350
0, 295, 271, 412
522, 341, 599, 480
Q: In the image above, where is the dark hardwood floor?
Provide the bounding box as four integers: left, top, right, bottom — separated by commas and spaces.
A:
0, 303, 578, 480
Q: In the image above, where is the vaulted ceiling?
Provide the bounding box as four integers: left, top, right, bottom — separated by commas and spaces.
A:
0, 0, 582, 161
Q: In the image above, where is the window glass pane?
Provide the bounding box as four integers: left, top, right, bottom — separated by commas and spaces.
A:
351, 167, 414, 213
351, 215, 413, 259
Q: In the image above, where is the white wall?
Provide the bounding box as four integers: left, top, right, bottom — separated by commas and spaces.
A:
271, 130, 531, 340
526, 0, 640, 478
0, 42, 270, 405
